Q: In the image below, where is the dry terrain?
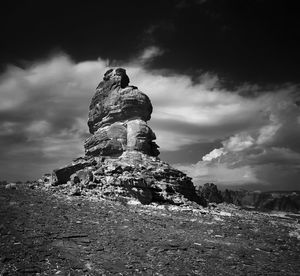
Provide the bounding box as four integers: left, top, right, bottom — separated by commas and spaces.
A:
1, 185, 300, 275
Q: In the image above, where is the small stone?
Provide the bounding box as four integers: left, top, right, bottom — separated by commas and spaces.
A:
70, 187, 81, 196
5, 183, 17, 189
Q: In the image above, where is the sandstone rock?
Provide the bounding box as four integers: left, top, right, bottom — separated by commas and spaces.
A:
89, 151, 205, 205
41, 173, 57, 186
70, 168, 94, 186
85, 68, 159, 157
53, 157, 96, 185
126, 119, 159, 156
84, 122, 127, 157
88, 68, 152, 134
70, 174, 80, 185
129, 187, 152, 204
84, 119, 159, 157
46, 68, 203, 206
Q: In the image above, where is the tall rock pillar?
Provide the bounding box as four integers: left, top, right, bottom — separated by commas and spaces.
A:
51, 68, 204, 206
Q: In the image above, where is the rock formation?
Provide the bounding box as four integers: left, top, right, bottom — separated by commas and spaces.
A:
50, 68, 204, 205
222, 189, 300, 212
196, 183, 223, 205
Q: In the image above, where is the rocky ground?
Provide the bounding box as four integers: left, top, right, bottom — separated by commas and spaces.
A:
1, 185, 300, 275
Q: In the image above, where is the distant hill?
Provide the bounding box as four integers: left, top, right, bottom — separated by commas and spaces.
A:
196, 183, 300, 213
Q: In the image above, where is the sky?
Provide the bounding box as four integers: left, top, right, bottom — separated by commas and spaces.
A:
0, 0, 299, 190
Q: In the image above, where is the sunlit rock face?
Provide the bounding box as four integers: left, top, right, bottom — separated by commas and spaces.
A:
86, 68, 159, 157
50, 68, 204, 206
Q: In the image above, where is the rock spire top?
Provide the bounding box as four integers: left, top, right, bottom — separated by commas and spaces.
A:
102, 68, 130, 88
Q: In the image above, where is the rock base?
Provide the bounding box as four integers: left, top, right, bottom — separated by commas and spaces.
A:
52, 151, 205, 206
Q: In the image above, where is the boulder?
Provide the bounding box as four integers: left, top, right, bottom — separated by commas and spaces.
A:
70, 168, 94, 186
53, 157, 96, 185
42, 173, 56, 186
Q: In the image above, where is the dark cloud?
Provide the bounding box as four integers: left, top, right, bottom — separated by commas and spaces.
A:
1, 1, 299, 88
141, 0, 300, 86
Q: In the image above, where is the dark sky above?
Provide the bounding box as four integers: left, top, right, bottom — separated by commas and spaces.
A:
1, 0, 299, 86
1, 0, 300, 190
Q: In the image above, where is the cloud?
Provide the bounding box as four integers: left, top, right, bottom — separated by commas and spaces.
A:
26, 120, 51, 138
139, 46, 164, 62
176, 88, 300, 190
0, 48, 299, 190
126, 65, 271, 151
0, 54, 107, 180
202, 148, 225, 161
223, 133, 254, 152
175, 162, 260, 186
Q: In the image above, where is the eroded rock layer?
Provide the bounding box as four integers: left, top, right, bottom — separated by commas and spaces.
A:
87, 68, 153, 134
49, 68, 203, 205
53, 151, 203, 205
85, 68, 159, 157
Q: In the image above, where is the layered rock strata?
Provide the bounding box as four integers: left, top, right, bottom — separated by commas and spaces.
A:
50, 68, 203, 205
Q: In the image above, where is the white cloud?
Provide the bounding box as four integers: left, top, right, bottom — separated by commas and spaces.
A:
223, 133, 254, 152
202, 148, 225, 161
